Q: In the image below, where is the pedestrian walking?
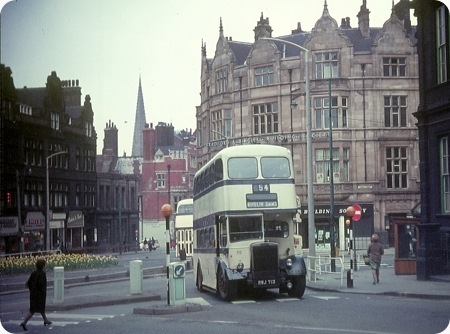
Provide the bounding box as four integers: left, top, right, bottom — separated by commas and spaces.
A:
367, 234, 384, 285
143, 237, 148, 251
20, 258, 52, 331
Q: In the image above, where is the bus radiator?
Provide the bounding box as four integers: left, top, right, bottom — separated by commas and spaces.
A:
250, 242, 279, 288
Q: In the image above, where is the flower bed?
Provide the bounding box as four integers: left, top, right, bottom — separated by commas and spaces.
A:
0, 253, 119, 276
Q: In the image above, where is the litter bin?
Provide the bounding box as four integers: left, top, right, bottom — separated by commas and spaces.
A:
130, 260, 143, 295
53, 266, 64, 304
169, 262, 186, 306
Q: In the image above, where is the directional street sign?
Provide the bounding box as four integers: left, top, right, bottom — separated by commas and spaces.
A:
174, 264, 185, 278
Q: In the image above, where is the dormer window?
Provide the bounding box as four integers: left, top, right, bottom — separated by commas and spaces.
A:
85, 122, 93, 137
254, 65, 274, 86
315, 52, 338, 79
216, 68, 228, 93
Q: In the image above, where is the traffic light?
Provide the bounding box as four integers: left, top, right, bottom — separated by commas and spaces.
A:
6, 191, 12, 206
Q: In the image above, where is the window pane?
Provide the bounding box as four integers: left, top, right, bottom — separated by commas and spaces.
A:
228, 157, 258, 179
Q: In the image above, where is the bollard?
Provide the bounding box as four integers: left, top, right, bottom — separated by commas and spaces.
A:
53, 266, 64, 304
347, 269, 353, 288
130, 260, 143, 295
169, 262, 186, 306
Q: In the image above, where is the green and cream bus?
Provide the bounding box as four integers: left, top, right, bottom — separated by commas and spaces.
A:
193, 144, 306, 301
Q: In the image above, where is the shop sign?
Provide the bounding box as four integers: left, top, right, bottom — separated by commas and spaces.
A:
50, 220, 64, 229
0, 216, 19, 236
24, 212, 45, 231
67, 211, 84, 228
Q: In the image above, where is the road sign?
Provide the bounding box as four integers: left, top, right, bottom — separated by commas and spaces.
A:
352, 204, 362, 221
174, 264, 185, 278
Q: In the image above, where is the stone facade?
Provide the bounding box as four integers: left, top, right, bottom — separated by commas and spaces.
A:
196, 2, 420, 249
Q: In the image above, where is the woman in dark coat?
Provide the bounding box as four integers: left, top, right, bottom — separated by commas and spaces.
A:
367, 234, 384, 285
20, 258, 52, 331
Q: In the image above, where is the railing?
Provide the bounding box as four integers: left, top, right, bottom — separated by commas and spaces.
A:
307, 254, 345, 286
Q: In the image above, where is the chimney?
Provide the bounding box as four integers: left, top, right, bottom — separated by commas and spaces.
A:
357, 0, 370, 38
102, 120, 118, 157
143, 123, 156, 161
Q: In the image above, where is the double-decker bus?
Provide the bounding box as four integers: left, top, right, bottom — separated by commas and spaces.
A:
174, 198, 194, 259
193, 144, 306, 301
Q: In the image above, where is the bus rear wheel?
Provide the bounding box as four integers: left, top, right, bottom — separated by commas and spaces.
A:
288, 276, 306, 299
217, 267, 237, 301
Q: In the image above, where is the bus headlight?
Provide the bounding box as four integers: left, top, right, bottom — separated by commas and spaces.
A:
236, 262, 244, 272
286, 258, 293, 268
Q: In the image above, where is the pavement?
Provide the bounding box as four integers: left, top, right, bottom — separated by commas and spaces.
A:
304, 248, 450, 300
1, 248, 449, 315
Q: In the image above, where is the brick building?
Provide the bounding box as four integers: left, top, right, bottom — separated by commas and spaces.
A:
140, 122, 196, 243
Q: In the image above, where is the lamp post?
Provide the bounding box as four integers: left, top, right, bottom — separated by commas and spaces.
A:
346, 206, 355, 288
261, 37, 315, 262
46, 151, 67, 251
161, 203, 173, 305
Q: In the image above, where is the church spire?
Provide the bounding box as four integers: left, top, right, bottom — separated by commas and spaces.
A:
131, 75, 147, 157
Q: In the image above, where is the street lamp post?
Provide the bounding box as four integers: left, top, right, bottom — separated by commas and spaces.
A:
46, 151, 67, 251
161, 204, 173, 305
261, 37, 315, 263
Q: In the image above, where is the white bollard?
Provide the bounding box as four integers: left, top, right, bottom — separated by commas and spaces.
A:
130, 260, 143, 295
53, 266, 64, 304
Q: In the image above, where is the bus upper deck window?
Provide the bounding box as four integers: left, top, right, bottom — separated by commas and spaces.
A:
215, 159, 223, 181
261, 157, 291, 178
228, 157, 258, 179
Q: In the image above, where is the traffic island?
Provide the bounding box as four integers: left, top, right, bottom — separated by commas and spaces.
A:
133, 302, 202, 315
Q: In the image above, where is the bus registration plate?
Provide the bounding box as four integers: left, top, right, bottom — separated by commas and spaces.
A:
256, 279, 277, 287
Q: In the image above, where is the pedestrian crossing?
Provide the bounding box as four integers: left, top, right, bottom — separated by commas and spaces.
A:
1, 312, 120, 333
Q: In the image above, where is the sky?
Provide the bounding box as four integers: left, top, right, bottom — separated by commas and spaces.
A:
0, 0, 435, 156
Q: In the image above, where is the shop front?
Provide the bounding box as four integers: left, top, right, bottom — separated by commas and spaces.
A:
298, 203, 374, 251
67, 210, 84, 251
23, 212, 45, 252
0, 216, 19, 254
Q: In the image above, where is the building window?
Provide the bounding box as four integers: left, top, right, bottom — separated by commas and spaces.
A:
315, 52, 338, 79
51, 183, 68, 208
386, 147, 408, 189
20, 104, 32, 115
84, 184, 95, 207
83, 149, 95, 172
156, 173, 166, 188
51, 112, 60, 130
314, 96, 348, 129
253, 103, 278, 134
440, 137, 450, 213
211, 110, 223, 140
85, 122, 93, 137
437, 5, 449, 84
224, 109, 232, 139
383, 57, 406, 77
216, 68, 228, 93
254, 65, 274, 87
384, 95, 407, 127
315, 148, 349, 183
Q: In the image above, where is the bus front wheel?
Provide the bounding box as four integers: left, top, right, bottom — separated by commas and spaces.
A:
217, 267, 237, 301
288, 276, 306, 299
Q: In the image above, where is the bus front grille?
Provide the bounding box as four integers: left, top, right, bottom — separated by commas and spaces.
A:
251, 242, 279, 287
